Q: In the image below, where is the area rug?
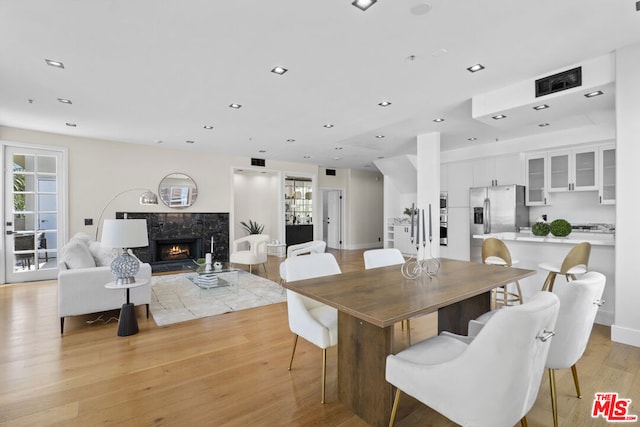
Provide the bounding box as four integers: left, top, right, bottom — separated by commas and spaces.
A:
150, 271, 287, 326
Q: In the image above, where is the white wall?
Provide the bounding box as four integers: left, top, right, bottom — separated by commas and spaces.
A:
345, 169, 384, 250
612, 43, 640, 347
232, 172, 280, 241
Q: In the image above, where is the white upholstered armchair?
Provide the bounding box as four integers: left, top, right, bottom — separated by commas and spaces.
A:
229, 234, 270, 274
386, 291, 560, 427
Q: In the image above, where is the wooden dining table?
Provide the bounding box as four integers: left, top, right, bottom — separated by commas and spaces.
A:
283, 257, 535, 427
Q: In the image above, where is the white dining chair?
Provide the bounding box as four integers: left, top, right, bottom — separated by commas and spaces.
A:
279, 240, 327, 285
285, 252, 341, 403
385, 291, 560, 427
363, 248, 413, 343
545, 271, 606, 427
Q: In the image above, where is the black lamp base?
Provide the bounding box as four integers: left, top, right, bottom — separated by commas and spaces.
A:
117, 302, 139, 336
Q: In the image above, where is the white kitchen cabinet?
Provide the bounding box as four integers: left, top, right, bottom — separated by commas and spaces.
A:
445, 207, 470, 261
446, 160, 474, 208
525, 153, 548, 206
599, 144, 616, 204
473, 154, 524, 187
547, 146, 598, 193
440, 163, 448, 192
393, 225, 414, 255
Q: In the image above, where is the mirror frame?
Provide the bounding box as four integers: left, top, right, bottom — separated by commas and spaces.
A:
158, 172, 198, 208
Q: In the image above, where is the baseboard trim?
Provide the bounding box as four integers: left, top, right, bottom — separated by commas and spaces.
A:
595, 309, 614, 327
611, 324, 640, 348
345, 243, 383, 250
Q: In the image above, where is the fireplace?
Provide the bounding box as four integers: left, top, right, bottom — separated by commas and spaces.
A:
116, 212, 229, 272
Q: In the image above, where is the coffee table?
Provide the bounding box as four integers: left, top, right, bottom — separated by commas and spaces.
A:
186, 265, 239, 289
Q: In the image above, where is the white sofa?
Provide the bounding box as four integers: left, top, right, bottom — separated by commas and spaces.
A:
58, 233, 152, 334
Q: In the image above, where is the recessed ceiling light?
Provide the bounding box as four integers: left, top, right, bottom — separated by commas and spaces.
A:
65, 122, 76, 127
155, 140, 163, 144
203, 125, 213, 130
538, 123, 550, 127
286, 139, 295, 142
376, 135, 385, 138
57, 98, 72, 104
45, 59, 64, 68
411, 3, 433, 16
468, 137, 477, 141
433, 118, 445, 123
303, 155, 311, 159
324, 124, 334, 128
492, 114, 507, 120
352, 0, 377, 11
584, 90, 603, 98
229, 103, 242, 109
467, 64, 485, 73
271, 66, 288, 75
258, 149, 266, 153
186, 140, 195, 144
335, 147, 343, 150
377, 156, 385, 159
378, 101, 392, 107
334, 157, 341, 160
533, 104, 550, 110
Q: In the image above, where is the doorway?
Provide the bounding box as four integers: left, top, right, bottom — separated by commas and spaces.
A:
3, 145, 65, 283
322, 189, 343, 249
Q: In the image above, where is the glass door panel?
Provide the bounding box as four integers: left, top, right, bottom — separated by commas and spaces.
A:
4, 146, 63, 283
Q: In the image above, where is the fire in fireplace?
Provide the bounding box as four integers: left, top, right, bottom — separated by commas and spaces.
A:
160, 243, 191, 261
155, 238, 201, 263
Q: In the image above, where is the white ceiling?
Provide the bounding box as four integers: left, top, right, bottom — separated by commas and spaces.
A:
1, 0, 639, 170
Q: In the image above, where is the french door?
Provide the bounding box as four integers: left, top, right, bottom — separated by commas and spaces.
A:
3, 145, 65, 283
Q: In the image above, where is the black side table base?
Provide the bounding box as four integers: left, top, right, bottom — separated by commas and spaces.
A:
117, 303, 139, 336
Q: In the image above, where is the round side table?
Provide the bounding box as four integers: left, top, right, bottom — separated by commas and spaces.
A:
105, 280, 148, 337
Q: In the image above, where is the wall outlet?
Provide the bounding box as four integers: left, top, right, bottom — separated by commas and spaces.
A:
84, 218, 93, 226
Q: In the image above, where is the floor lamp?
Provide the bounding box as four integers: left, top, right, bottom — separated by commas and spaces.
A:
95, 188, 158, 240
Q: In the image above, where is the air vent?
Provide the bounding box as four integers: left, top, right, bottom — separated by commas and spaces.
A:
326, 169, 336, 176
250, 158, 266, 167
535, 67, 582, 97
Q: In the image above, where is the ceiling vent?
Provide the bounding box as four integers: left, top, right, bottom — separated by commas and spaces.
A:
250, 158, 266, 167
535, 67, 582, 97
326, 169, 336, 176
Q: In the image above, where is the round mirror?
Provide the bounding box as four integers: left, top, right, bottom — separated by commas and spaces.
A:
158, 173, 198, 208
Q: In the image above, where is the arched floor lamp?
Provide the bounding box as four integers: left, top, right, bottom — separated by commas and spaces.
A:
95, 188, 158, 240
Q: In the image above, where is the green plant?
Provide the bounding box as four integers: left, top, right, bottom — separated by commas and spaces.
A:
532, 222, 550, 236
550, 219, 572, 237
240, 220, 264, 235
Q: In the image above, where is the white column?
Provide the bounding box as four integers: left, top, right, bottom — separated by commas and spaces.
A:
417, 132, 441, 259
612, 43, 640, 347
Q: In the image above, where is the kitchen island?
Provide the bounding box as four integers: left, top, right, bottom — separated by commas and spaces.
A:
472, 231, 614, 325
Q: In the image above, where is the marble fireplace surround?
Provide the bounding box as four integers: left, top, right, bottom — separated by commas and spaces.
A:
116, 212, 229, 272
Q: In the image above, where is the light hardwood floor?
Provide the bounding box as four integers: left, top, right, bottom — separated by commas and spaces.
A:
1, 249, 639, 426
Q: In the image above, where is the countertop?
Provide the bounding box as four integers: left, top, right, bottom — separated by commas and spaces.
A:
472, 231, 615, 246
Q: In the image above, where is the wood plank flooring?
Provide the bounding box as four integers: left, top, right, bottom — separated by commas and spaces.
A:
1, 249, 639, 426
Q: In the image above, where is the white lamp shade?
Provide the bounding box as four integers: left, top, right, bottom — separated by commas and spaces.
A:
100, 219, 149, 248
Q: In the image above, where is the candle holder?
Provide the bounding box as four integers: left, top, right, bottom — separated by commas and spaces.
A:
401, 236, 440, 279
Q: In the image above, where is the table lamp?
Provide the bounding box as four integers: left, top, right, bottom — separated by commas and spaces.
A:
100, 219, 149, 285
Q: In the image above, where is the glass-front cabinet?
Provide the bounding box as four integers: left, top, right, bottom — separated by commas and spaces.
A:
284, 178, 312, 225
599, 144, 616, 204
525, 154, 547, 205
285, 177, 313, 246
547, 147, 598, 193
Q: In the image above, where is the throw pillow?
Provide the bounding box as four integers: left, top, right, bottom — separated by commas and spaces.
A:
61, 239, 96, 269
89, 241, 118, 267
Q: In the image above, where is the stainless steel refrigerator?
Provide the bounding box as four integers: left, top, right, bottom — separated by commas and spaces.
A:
469, 184, 529, 262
